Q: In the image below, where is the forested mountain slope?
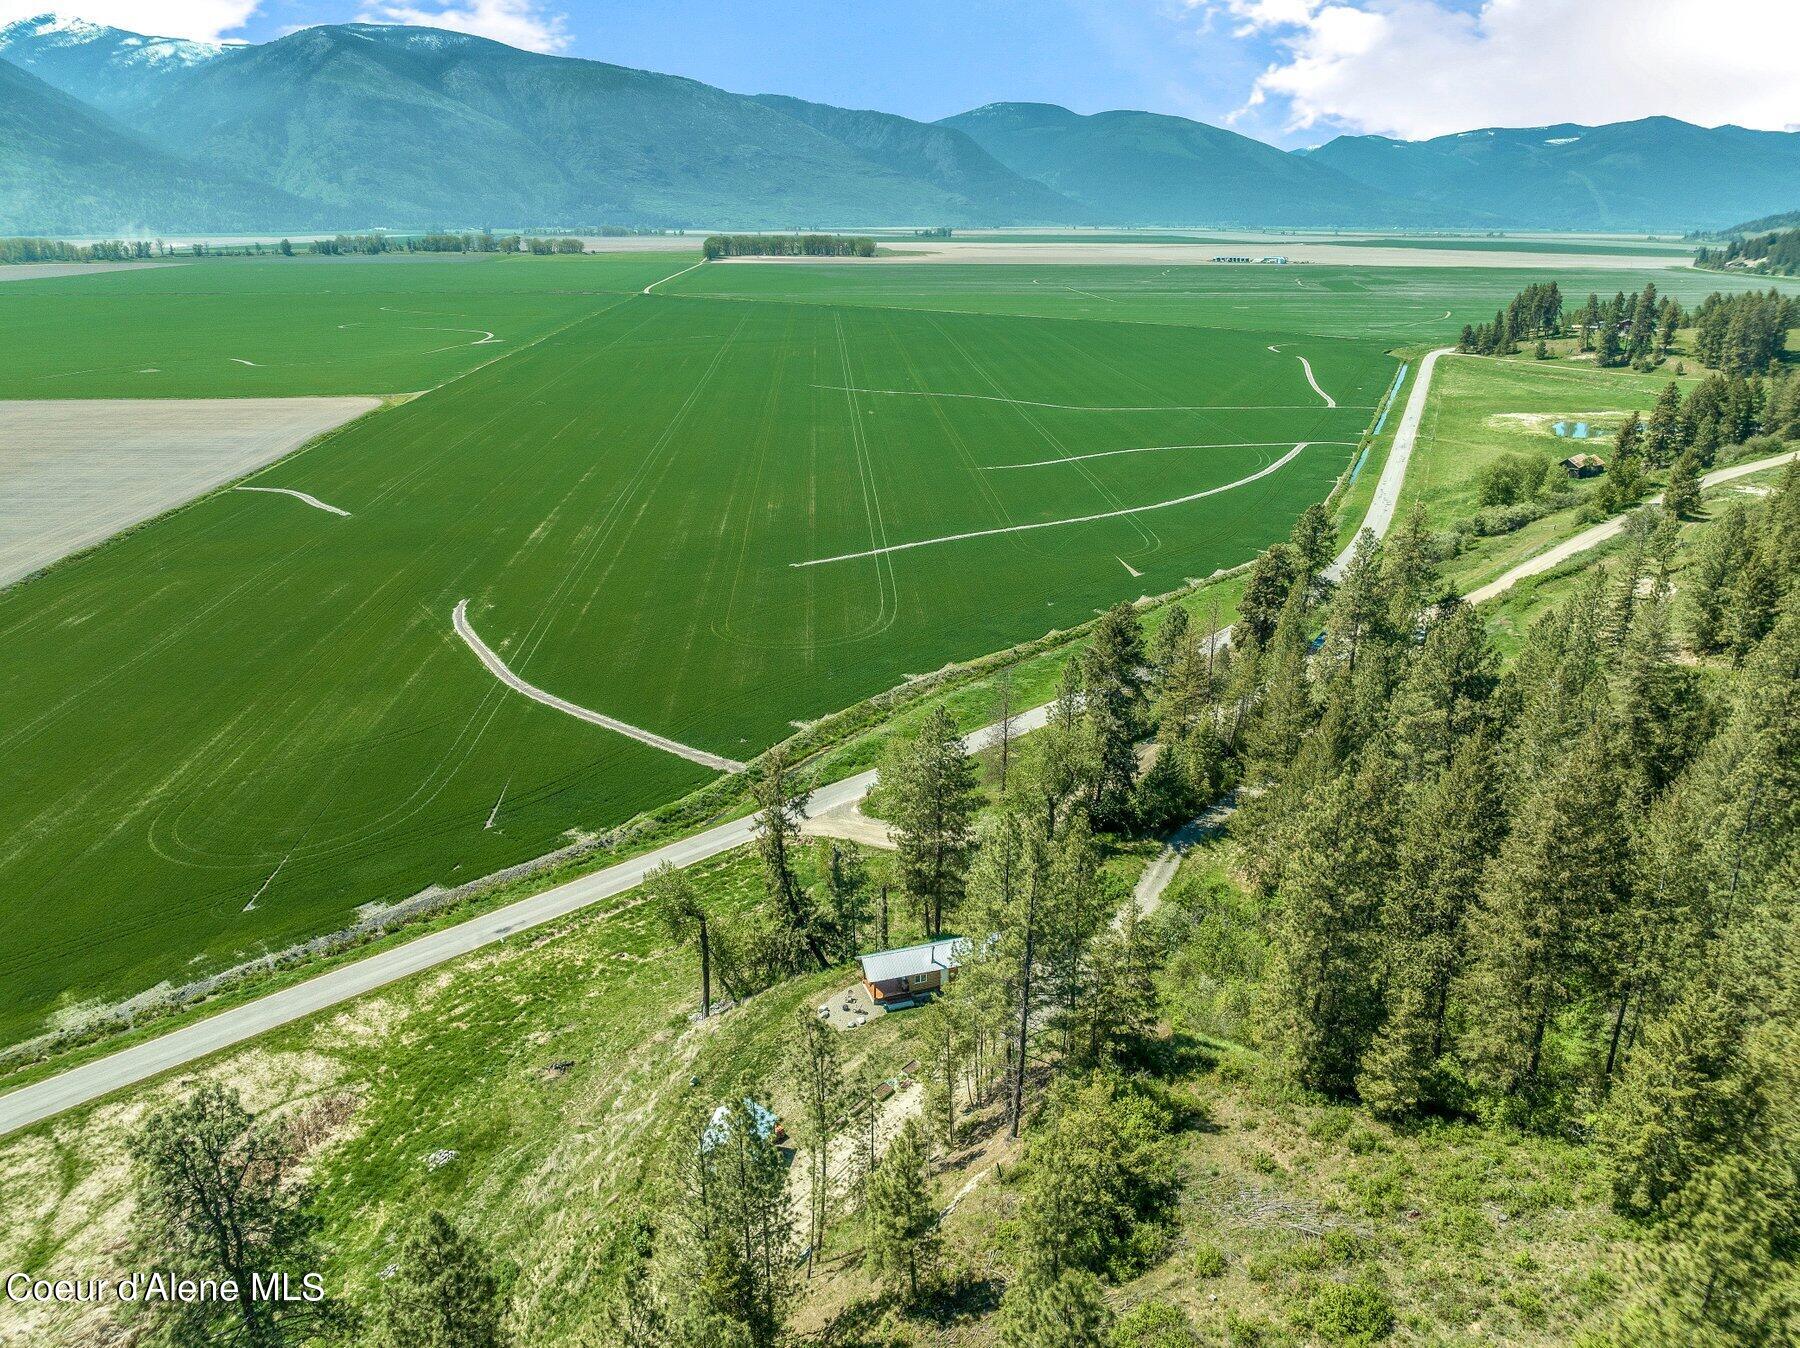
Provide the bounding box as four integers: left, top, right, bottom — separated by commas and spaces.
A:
940, 100, 1450, 228
1308, 117, 1800, 231
0, 55, 310, 233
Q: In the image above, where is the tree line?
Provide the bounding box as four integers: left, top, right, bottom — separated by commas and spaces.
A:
307, 233, 585, 256
1696, 227, 1800, 277
701, 234, 876, 259
0, 237, 158, 264
1690, 288, 1797, 375
1459, 280, 1685, 369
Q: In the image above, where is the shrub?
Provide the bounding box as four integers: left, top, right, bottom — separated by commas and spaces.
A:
1295, 1273, 1396, 1346
1192, 1243, 1227, 1279
1113, 1300, 1204, 1348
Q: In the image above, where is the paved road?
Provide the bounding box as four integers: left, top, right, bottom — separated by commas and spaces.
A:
0, 349, 1450, 1140
1463, 448, 1798, 606
1327, 347, 1454, 582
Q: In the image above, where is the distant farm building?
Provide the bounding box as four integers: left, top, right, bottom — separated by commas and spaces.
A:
1257, 256, 1290, 265
1213, 254, 1253, 263
857, 937, 970, 1008
1561, 453, 1607, 478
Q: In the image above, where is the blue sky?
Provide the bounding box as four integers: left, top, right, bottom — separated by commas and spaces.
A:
10, 1, 1798, 145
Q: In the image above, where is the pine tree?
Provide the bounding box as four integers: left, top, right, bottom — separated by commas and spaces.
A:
1081, 603, 1149, 827
862, 1117, 940, 1306
1018, 662, 1096, 840
1386, 601, 1499, 784
815, 839, 870, 956
1039, 812, 1112, 1060
1597, 970, 1761, 1218
998, 1267, 1113, 1348
1728, 544, 1781, 660
1288, 502, 1337, 599
753, 751, 828, 969
650, 862, 729, 1017
131, 1084, 342, 1347
1259, 756, 1402, 1095
1687, 504, 1753, 652
1664, 448, 1703, 518
1318, 531, 1390, 680
1606, 1148, 1799, 1347
1462, 710, 1627, 1098
1645, 381, 1684, 467
1148, 603, 1189, 687
1597, 321, 1625, 368
784, 1009, 842, 1257
1243, 582, 1313, 784
885, 706, 980, 935
1378, 501, 1442, 628
374, 1210, 510, 1348
1358, 737, 1503, 1116
670, 1101, 795, 1348
1238, 542, 1298, 645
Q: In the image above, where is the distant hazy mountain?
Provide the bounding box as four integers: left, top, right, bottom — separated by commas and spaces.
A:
1, 21, 1077, 230
0, 13, 221, 115
0, 56, 310, 234
938, 102, 1451, 228
751, 94, 1078, 225
4, 17, 1798, 235
1306, 118, 1800, 231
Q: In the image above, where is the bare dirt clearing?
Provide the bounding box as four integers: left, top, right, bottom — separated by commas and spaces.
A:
0, 262, 181, 283
0, 397, 379, 586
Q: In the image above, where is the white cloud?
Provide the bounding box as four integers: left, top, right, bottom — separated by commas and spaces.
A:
356, 0, 568, 52
1209, 0, 1800, 139
0, 2, 261, 41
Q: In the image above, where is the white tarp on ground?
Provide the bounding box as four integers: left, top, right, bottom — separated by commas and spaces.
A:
0, 396, 379, 587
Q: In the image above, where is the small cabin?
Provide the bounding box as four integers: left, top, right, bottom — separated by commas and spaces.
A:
1561, 453, 1606, 478
857, 937, 969, 1008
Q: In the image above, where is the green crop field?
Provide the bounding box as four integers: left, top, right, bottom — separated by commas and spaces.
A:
670, 259, 1797, 338
0, 260, 1394, 1045
0, 252, 687, 398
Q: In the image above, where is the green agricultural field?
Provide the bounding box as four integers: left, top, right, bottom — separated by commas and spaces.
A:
0, 252, 689, 398
670, 259, 1798, 339
0, 271, 1391, 1046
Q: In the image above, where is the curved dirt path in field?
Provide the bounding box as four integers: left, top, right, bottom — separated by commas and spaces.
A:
794, 441, 1315, 567
811, 384, 1361, 413
233, 485, 350, 517
981, 439, 1357, 471
0, 345, 1454, 1140
452, 600, 746, 772
1297, 354, 1336, 407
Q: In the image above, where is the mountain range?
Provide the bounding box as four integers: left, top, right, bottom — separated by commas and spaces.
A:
1, 13, 1796, 236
